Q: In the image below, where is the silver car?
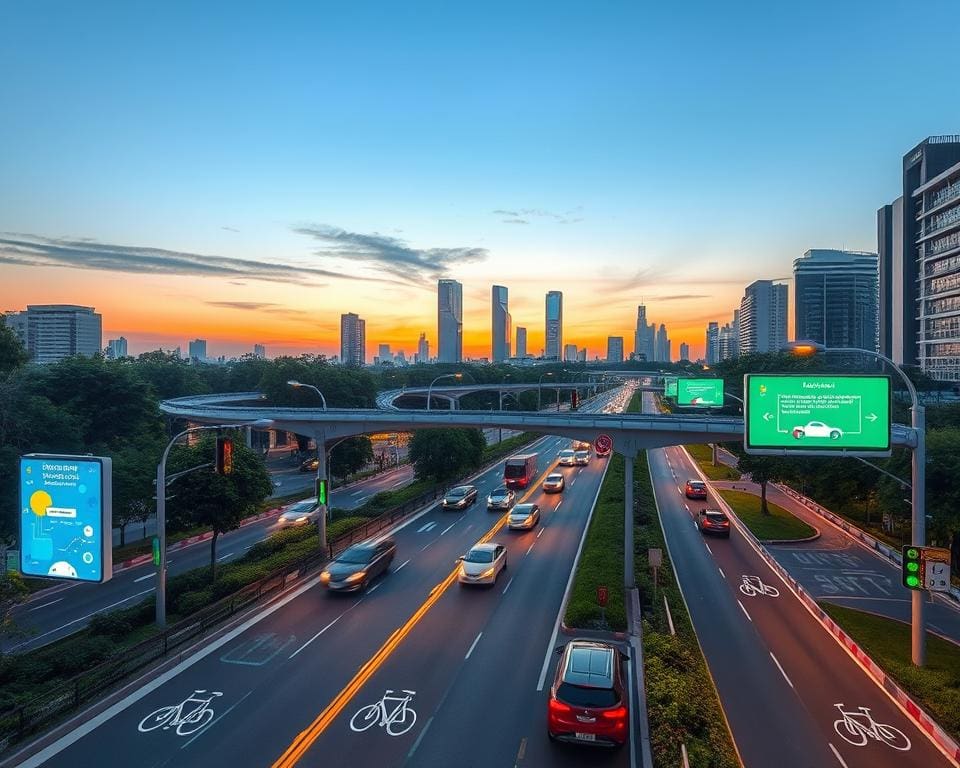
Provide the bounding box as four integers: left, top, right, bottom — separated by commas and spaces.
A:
277, 499, 319, 526
486, 486, 516, 511
458, 543, 507, 586
574, 450, 591, 466
508, 503, 541, 530
442, 485, 478, 510
542, 473, 565, 493
558, 449, 577, 466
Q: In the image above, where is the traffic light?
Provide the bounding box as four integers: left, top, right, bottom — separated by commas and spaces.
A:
571, 390, 579, 410
215, 437, 234, 475
152, 537, 161, 567
902, 546, 922, 590
317, 477, 328, 506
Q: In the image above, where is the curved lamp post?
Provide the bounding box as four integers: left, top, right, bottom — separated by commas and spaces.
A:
426, 372, 462, 411
537, 371, 554, 412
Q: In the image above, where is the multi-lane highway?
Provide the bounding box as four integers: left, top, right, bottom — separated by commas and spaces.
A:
15, 390, 637, 768
645, 391, 953, 768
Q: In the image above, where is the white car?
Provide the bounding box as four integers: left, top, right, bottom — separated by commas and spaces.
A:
508, 503, 541, 530
792, 421, 843, 440
457, 543, 507, 586
558, 449, 577, 466
277, 498, 319, 526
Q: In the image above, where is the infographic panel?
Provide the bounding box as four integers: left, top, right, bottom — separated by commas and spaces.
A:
663, 376, 678, 397
677, 378, 724, 407
19, 455, 113, 582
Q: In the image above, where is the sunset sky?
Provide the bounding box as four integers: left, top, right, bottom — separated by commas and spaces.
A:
1, 1, 957, 361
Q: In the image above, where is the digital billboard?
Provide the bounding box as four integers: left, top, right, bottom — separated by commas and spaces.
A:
19, 454, 113, 582
677, 378, 724, 407
663, 376, 678, 397
744, 375, 891, 456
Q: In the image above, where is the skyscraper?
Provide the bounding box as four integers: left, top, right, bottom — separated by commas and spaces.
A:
416, 332, 429, 364
491, 285, 512, 362
4, 305, 102, 364
545, 291, 563, 360
438, 279, 463, 363
563, 343, 578, 362
739, 280, 788, 355
794, 249, 879, 351
340, 313, 366, 366
633, 305, 655, 362
717, 323, 738, 361
606, 336, 624, 362
705, 322, 719, 364
679, 342, 690, 361
253, 344, 266, 359
188, 338, 207, 362
106, 337, 128, 359
655, 323, 671, 362
879, 136, 960, 380
377, 343, 392, 364
515, 326, 527, 358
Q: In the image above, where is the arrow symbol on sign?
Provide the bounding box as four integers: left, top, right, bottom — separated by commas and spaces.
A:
763, 412, 773, 422
865, 413, 878, 422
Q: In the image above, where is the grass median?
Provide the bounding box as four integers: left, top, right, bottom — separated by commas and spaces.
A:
684, 444, 740, 481
819, 602, 960, 742
717, 489, 817, 541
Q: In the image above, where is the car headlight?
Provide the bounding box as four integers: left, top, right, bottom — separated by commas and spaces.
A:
525, 515, 534, 524
296, 516, 307, 522
480, 567, 495, 578
345, 571, 366, 583
320, 571, 331, 582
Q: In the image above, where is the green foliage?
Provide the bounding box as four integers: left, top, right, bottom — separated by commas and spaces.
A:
409, 428, 485, 481
0, 568, 29, 642
683, 444, 739, 480
716, 490, 817, 540
330, 436, 374, 478
0, 316, 28, 376
86, 611, 133, 640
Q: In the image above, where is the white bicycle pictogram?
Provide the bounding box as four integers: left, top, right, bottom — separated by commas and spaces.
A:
350, 689, 418, 737
832, 704, 911, 751
739, 575, 780, 598
138, 689, 223, 736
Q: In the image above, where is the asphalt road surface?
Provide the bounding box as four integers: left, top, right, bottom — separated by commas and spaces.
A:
16, 390, 636, 768
645, 393, 953, 768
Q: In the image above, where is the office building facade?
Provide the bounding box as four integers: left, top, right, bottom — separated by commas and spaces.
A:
106, 337, 128, 359
188, 339, 207, 362
634, 305, 655, 362
515, 326, 527, 358
438, 279, 463, 363
416, 332, 429, 364
606, 336, 624, 362
545, 291, 563, 360
491, 285, 512, 363
705, 322, 720, 364
563, 343, 578, 363
794, 249, 879, 351
253, 344, 266, 359
340, 313, 366, 366
4, 304, 102, 364
739, 280, 788, 355
679, 342, 690, 361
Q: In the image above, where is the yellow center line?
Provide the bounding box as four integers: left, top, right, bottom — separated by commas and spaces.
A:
272, 459, 561, 767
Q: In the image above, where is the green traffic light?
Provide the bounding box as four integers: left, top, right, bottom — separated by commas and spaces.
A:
906, 562, 919, 572
906, 575, 921, 588
906, 548, 919, 559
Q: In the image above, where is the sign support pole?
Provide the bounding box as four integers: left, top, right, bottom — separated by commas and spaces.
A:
911, 404, 926, 666
624, 453, 635, 589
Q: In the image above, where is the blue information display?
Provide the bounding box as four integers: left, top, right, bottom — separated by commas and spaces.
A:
19, 454, 113, 583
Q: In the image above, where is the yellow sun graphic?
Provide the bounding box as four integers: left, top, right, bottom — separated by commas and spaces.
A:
30, 490, 53, 516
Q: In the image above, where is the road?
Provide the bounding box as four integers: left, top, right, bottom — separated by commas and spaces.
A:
16, 390, 636, 768
646, 393, 953, 768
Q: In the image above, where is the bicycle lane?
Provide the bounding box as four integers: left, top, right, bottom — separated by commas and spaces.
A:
664, 446, 953, 767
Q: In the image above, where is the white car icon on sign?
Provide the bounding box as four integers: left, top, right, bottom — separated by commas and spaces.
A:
792, 421, 842, 440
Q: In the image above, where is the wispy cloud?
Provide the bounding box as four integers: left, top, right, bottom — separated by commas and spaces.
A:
292, 225, 488, 284
0, 233, 378, 285
652, 294, 712, 301
221, 226, 240, 233
492, 207, 583, 225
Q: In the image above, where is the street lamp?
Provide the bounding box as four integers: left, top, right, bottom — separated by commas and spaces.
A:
537, 372, 554, 411
786, 339, 927, 666
287, 380, 328, 410
155, 418, 273, 627
426, 372, 462, 411
287, 381, 332, 550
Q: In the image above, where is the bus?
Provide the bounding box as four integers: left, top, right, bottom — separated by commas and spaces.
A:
504, 453, 538, 489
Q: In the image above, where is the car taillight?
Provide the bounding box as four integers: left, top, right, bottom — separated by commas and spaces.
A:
602, 705, 627, 720
548, 698, 572, 716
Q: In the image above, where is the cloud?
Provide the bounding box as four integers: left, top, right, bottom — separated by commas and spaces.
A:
491, 207, 582, 225
501, 218, 529, 225
203, 300, 314, 320
292, 225, 489, 284
652, 294, 712, 301
221, 226, 240, 233
0, 233, 388, 285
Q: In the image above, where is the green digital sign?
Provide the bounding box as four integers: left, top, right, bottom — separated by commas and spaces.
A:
677, 378, 723, 407
744, 374, 891, 456
663, 376, 678, 397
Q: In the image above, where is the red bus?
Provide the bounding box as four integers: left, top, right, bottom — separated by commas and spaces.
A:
504, 453, 538, 489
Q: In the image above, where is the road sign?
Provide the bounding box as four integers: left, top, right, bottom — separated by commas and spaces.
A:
594, 434, 613, 457
677, 378, 724, 407
596, 585, 608, 607
663, 376, 678, 397
903, 546, 952, 592
744, 374, 891, 456
19, 454, 113, 583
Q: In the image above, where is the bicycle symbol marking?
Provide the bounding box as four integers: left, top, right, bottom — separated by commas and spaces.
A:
350, 689, 418, 737
739, 575, 779, 598
138, 689, 223, 737
832, 704, 911, 751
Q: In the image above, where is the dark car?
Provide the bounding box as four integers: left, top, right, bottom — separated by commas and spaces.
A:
299, 457, 320, 473
697, 508, 730, 537
548, 639, 629, 748
320, 538, 396, 592
442, 485, 478, 510
684, 479, 708, 500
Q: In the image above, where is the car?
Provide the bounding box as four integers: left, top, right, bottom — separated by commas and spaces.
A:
684, 479, 708, 500
792, 421, 843, 440
299, 457, 319, 472
558, 449, 577, 466
574, 450, 591, 466
697, 508, 730, 537
442, 485, 478, 510
486, 486, 516, 511
457, 543, 507, 586
276, 498, 319, 526
548, 639, 629, 748
320, 538, 396, 592
542, 472, 565, 493
508, 502, 541, 530
573, 440, 591, 451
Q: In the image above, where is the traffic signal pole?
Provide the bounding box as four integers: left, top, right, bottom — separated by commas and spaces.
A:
316, 430, 328, 554
911, 404, 926, 666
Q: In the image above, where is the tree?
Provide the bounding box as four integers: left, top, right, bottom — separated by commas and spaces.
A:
0, 566, 28, 647
733, 453, 788, 515
409, 428, 485, 482
111, 445, 160, 546
166, 436, 272, 578
329, 436, 374, 478
0, 316, 28, 376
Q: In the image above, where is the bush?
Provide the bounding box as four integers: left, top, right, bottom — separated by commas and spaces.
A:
87, 612, 132, 640
173, 589, 214, 617
48, 636, 114, 678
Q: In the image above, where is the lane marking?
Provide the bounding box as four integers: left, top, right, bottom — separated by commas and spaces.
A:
556, 500, 563, 508
502, 576, 514, 595
134, 573, 154, 583
464, 632, 483, 660
350, 490, 365, 497
684, 504, 690, 512
526, 543, 535, 556
537, 528, 545, 538
829, 743, 849, 768
367, 583, 381, 594
27, 598, 64, 612
217, 552, 235, 562
390, 480, 406, 489
406, 715, 434, 759
515, 736, 527, 766
737, 600, 752, 622
416, 521, 437, 534
718, 567, 725, 579
419, 541, 433, 552
395, 559, 411, 573
180, 689, 254, 750
769, 652, 794, 688
440, 521, 457, 536
677, 487, 683, 495
704, 542, 713, 555
289, 601, 360, 659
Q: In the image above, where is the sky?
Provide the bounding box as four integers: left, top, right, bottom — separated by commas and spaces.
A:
1, 0, 958, 361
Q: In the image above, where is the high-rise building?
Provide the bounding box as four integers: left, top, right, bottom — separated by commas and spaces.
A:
578, 347, 587, 362
679, 342, 690, 361
188, 338, 207, 362
739, 280, 788, 355
438, 279, 463, 363
705, 322, 720, 364
253, 344, 266, 359
4, 305, 102, 364
515, 326, 527, 358
416, 332, 429, 364
718, 323, 738, 361
106, 337, 128, 359
491, 285, 512, 363
655, 323, 671, 362
633, 305, 655, 362
563, 343, 578, 362
377, 343, 392, 365
606, 336, 624, 362
340, 313, 366, 366
794, 249, 879, 351
879, 136, 960, 380
545, 291, 563, 360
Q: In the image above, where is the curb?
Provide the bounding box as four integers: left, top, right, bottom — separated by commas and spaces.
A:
708, 481, 822, 544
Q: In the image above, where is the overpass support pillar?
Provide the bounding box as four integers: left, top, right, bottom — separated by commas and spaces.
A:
624, 453, 636, 589
316, 429, 328, 555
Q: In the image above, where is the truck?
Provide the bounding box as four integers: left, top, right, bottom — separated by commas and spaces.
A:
503, 453, 538, 490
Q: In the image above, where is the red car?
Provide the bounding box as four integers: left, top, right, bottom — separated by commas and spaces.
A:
548, 639, 629, 748
697, 508, 730, 538
684, 479, 708, 500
